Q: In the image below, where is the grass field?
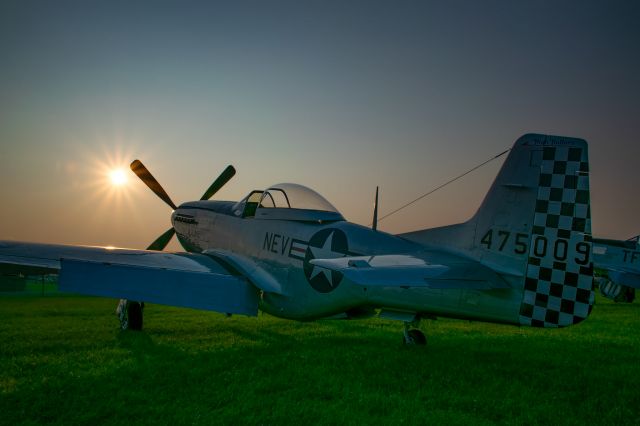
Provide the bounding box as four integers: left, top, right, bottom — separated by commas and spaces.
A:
1, 295, 639, 425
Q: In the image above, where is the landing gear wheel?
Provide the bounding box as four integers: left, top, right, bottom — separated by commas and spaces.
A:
599, 279, 622, 301
116, 299, 144, 331
625, 287, 636, 303
403, 329, 427, 346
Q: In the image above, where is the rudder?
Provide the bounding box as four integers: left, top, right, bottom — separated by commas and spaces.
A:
518, 138, 594, 327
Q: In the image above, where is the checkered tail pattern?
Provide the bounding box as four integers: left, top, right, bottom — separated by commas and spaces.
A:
519, 144, 595, 327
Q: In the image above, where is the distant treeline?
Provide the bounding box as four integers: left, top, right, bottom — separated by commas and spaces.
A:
0, 275, 58, 293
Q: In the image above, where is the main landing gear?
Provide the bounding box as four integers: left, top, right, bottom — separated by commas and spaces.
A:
116, 299, 144, 330
599, 279, 636, 303
403, 319, 427, 346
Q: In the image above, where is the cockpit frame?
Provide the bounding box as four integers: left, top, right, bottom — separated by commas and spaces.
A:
233, 183, 345, 223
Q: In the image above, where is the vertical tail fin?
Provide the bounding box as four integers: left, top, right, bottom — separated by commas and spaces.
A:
516, 136, 594, 327
401, 133, 595, 327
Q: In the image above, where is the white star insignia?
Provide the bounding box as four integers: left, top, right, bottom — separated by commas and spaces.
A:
308, 231, 346, 287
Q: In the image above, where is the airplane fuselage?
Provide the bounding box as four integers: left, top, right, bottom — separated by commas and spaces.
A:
593, 238, 640, 270
171, 200, 523, 324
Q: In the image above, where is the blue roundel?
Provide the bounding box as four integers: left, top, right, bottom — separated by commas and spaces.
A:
303, 228, 349, 293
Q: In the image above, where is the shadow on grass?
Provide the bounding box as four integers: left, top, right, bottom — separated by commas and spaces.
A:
2, 295, 640, 425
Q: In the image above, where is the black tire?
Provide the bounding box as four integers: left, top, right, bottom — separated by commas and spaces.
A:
625, 288, 636, 303
127, 301, 144, 331
404, 329, 427, 345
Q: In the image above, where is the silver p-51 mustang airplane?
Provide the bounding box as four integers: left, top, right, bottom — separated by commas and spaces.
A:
0, 134, 595, 344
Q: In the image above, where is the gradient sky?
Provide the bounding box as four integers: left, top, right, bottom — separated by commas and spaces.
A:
1, 0, 639, 250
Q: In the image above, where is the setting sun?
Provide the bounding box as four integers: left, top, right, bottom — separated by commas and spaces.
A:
109, 169, 127, 186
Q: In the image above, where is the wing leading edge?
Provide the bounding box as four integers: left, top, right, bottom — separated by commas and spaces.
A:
0, 241, 259, 316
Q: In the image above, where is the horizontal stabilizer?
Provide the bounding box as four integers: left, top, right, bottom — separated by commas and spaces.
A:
59, 259, 259, 315
310, 255, 509, 290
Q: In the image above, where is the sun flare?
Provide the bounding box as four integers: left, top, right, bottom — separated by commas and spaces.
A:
109, 169, 127, 186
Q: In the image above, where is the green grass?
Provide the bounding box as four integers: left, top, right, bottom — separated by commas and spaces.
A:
1, 295, 639, 425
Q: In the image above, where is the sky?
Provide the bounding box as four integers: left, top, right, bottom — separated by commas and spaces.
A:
0, 0, 639, 250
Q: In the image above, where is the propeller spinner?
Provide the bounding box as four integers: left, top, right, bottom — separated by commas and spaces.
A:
130, 160, 236, 251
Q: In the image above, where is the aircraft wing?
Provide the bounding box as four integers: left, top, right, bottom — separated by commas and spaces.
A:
0, 241, 259, 315
603, 267, 640, 289
310, 254, 510, 290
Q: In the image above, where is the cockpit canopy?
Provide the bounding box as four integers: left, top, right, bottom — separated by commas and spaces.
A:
234, 183, 345, 222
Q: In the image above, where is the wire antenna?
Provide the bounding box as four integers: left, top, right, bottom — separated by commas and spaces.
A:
374, 148, 510, 225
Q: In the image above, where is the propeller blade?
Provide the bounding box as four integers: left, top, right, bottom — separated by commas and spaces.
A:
372, 186, 379, 231
146, 228, 176, 251
130, 160, 178, 210
200, 165, 236, 201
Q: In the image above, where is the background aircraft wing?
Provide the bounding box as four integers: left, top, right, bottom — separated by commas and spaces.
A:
0, 241, 259, 315
310, 254, 510, 290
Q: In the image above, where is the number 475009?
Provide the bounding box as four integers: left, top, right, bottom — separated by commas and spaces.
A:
479, 229, 590, 265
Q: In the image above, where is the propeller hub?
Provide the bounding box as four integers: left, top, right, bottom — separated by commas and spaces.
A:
130, 160, 236, 252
